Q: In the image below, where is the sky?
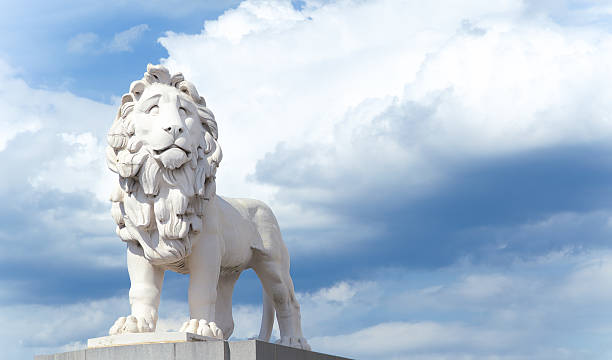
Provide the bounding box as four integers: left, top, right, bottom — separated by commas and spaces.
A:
2, 0, 612, 359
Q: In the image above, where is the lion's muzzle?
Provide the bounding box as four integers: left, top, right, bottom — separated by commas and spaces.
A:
153, 145, 190, 169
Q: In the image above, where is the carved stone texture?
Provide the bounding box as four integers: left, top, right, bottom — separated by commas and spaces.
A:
104, 64, 309, 349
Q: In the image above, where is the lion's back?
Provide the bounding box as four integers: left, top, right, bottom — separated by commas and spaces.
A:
222, 197, 273, 220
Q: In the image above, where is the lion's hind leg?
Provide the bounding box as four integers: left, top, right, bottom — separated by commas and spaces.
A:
257, 288, 274, 341
252, 252, 310, 350
244, 200, 309, 350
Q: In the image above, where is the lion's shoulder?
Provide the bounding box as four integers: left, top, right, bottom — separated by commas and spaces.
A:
218, 196, 279, 252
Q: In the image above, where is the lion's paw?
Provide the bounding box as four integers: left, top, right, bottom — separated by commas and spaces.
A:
276, 336, 311, 351
179, 319, 224, 340
109, 315, 155, 335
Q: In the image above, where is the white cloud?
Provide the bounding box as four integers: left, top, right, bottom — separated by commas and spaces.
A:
68, 24, 149, 54
0, 120, 41, 153
0, 61, 44, 152
29, 131, 115, 203
107, 24, 150, 52
67, 32, 99, 53
0, 58, 115, 198
0, 59, 125, 272
310, 281, 357, 303
160, 0, 504, 199
158, 0, 612, 253
560, 255, 612, 302
311, 322, 517, 358
203, 0, 305, 42
301, 251, 612, 359
0, 297, 128, 359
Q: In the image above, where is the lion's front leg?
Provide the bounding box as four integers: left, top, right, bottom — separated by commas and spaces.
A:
180, 232, 224, 339
110, 243, 164, 335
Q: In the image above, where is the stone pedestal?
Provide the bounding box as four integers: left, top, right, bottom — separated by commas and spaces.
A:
35, 335, 350, 360
87, 332, 216, 348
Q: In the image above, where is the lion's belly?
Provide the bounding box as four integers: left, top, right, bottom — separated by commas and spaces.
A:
219, 228, 254, 274
217, 196, 263, 273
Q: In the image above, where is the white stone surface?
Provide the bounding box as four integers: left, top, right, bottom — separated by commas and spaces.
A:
87, 331, 218, 349
36, 340, 350, 360
104, 64, 309, 350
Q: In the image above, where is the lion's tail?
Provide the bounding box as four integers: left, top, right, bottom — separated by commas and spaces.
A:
257, 289, 274, 341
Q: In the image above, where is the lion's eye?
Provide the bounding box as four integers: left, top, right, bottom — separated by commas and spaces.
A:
179, 107, 188, 117
147, 105, 159, 115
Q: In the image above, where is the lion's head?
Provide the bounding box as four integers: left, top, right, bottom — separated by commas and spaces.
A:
106, 64, 222, 269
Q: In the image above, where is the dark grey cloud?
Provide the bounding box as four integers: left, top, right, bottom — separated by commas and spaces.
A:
255, 143, 612, 292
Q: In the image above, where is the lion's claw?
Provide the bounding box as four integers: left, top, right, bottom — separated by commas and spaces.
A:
276, 336, 311, 351
180, 319, 224, 339
109, 315, 154, 335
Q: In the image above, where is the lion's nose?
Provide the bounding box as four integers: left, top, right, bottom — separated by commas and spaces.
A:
163, 125, 184, 138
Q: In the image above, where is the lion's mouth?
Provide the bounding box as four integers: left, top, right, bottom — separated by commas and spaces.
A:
154, 144, 190, 156
152, 144, 192, 170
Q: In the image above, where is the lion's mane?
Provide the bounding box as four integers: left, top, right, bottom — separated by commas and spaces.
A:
106, 64, 222, 271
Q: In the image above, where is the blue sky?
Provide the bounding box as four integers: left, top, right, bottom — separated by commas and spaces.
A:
2, 0, 612, 359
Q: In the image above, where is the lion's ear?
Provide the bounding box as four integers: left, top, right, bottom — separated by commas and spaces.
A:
198, 96, 206, 107
121, 93, 134, 105
117, 93, 135, 119
171, 73, 184, 88
130, 80, 146, 101
145, 64, 171, 85
177, 81, 201, 100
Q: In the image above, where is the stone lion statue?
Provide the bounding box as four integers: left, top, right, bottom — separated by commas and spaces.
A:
105, 64, 310, 350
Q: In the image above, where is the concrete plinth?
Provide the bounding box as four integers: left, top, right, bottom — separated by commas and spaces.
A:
35, 338, 351, 360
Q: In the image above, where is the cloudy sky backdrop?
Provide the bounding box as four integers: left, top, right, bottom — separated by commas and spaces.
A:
2, 0, 612, 359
